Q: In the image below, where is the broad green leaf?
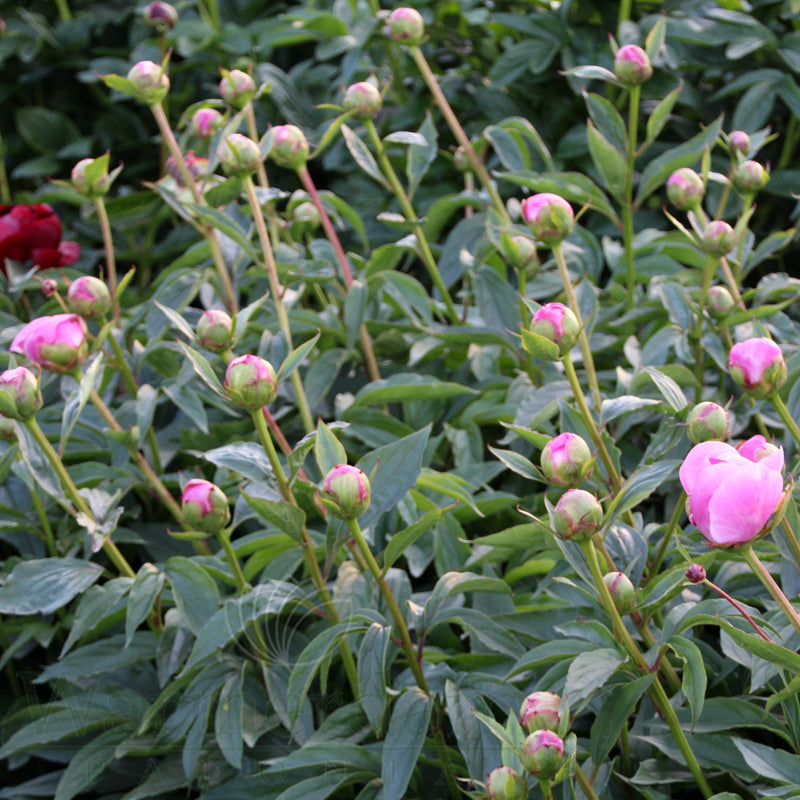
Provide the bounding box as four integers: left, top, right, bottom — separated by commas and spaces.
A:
126, 563, 164, 647
717, 617, 800, 675
643, 366, 689, 411
669, 634, 707, 726
487, 446, 540, 481
341, 123, 390, 189
353, 374, 476, 406
60, 354, 105, 453
358, 622, 392, 731
585, 92, 627, 154
445, 681, 501, 782
166, 557, 221, 637
215, 666, 245, 768
315, 418, 348, 476
178, 341, 228, 399
155, 300, 196, 341
604, 459, 680, 522
60, 578, 130, 656
382, 688, 433, 800
187, 203, 260, 262
277, 330, 321, 382
731, 738, 800, 785
518, 327, 561, 360
564, 647, 627, 706
242, 490, 306, 542
407, 111, 437, 198
645, 83, 683, 149
383, 507, 443, 572
202, 442, 274, 483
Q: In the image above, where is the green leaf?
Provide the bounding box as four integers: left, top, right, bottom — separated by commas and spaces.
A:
424, 571, 511, 629
126, 563, 164, 646
165, 557, 221, 637
487, 446, 540, 481
731, 738, 800, 785
15, 106, 81, 155
382, 688, 433, 800
0, 558, 104, 615
60, 578, 130, 656
277, 330, 321, 382
215, 665, 245, 768
187, 203, 260, 262
484, 116, 555, 172
155, 300, 196, 341
202, 442, 274, 483
354, 374, 476, 406
564, 647, 627, 706
717, 617, 800, 676
645, 83, 683, 149
341, 123, 390, 189
178, 341, 228, 399
60, 354, 105, 454
605, 460, 680, 522
242, 489, 306, 543
643, 366, 689, 411
407, 111, 437, 198
383, 508, 443, 573
585, 92, 627, 154
445, 681, 501, 782
344, 279, 368, 350
358, 622, 392, 731
315, 418, 348, 476
669, 634, 707, 726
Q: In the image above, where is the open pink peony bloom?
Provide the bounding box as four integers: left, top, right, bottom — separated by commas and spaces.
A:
10, 313, 88, 373
679, 437, 784, 545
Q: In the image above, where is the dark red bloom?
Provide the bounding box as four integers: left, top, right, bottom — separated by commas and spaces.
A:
0, 204, 80, 274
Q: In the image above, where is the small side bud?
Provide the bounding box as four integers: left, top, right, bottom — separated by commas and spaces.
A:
603, 571, 636, 614
218, 133, 262, 176
685, 563, 706, 584
551, 489, 603, 541
614, 44, 653, 85
181, 478, 231, 533
728, 130, 750, 159
385, 7, 425, 45
701, 220, 735, 257
41, 278, 59, 297
269, 125, 310, 170
67, 276, 112, 318
540, 432, 593, 487
504, 234, 538, 271
191, 107, 224, 139
321, 464, 371, 520
0, 367, 43, 420
71, 156, 112, 199
686, 401, 729, 444
706, 285, 735, 319
666, 168, 704, 211
197, 309, 233, 352
520, 729, 566, 780
220, 69, 256, 109
344, 81, 382, 120
732, 160, 769, 194
530, 303, 580, 358
520, 691, 562, 734
520, 193, 574, 246
486, 767, 527, 800
127, 60, 170, 105
143, 1, 178, 31
224, 354, 278, 409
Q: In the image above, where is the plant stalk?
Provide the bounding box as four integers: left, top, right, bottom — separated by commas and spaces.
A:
742, 545, 800, 639
623, 84, 641, 309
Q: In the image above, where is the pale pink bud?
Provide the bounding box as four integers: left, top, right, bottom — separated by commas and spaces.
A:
614, 44, 653, 85
728, 337, 787, 398
530, 302, 579, 358
220, 69, 256, 109
343, 81, 382, 119
0, 367, 42, 420
224, 354, 277, 409
520, 691, 561, 734
701, 220, 735, 257
520, 193, 574, 245
197, 309, 233, 352
71, 156, 112, 198
603, 571, 636, 613
540, 432, 593, 487
706, 285, 735, 319
191, 108, 224, 139
218, 133, 262, 175
321, 464, 371, 519
729, 130, 750, 158
67, 276, 112, 318
666, 168, 704, 211
486, 767, 527, 800
385, 7, 425, 45
686, 401, 729, 444
143, 1, 178, 31
41, 278, 58, 297
733, 160, 769, 194
520, 729, 565, 780
10, 313, 88, 373
551, 489, 603, 541
127, 60, 170, 104
181, 478, 230, 532
269, 125, 310, 170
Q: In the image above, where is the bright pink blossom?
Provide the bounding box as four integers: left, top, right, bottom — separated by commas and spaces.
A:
10, 313, 88, 373
679, 437, 784, 545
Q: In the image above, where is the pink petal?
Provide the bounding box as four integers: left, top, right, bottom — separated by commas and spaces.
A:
679, 441, 742, 496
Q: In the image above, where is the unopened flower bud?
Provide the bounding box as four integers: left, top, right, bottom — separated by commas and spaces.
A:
269, 125, 309, 170
732, 160, 769, 194
521, 193, 574, 245
0, 367, 42, 420
10, 314, 88, 373
225, 354, 277, 409
706, 285, 735, 319
344, 81, 382, 120
614, 44, 653, 85
143, 1, 178, 31
686, 401, 729, 444
218, 133, 262, 175
551, 489, 603, 541
197, 309, 233, 352
321, 464, 371, 519
291, 200, 321, 234
603, 571, 636, 613
701, 220, 735, 257
504, 235, 538, 270
166, 151, 209, 187
71, 156, 112, 199
685, 563, 706, 584
520, 691, 562, 734
220, 69, 256, 109
127, 60, 170, 105
486, 767, 527, 800
67, 276, 112, 318
737, 434, 781, 463
385, 7, 425, 45
728, 337, 787, 399
666, 168, 704, 211
453, 146, 470, 172
191, 107, 224, 139
41, 278, 58, 297
530, 302, 579, 358
520, 729, 565, 780
540, 432, 593, 487
181, 478, 230, 532
728, 130, 750, 159
0, 412, 15, 441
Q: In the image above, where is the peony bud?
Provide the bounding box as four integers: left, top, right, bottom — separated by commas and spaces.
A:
728, 337, 787, 399
71, 156, 112, 199
706, 285, 735, 319
181, 478, 230, 532
732, 160, 769, 194
520, 691, 562, 734
603, 571, 636, 613
540, 432, 593, 487
385, 7, 425, 45
551, 489, 603, 541
666, 168, 704, 212
686, 401, 729, 444
197, 309, 233, 352
41, 278, 58, 297
269, 125, 310, 170
291, 200, 322, 235
530, 303, 579, 358
0, 367, 42, 420
10, 313, 88, 373
520, 193, 574, 245
166, 151, 209, 187
701, 220, 735, 257
220, 69, 256, 109
344, 81, 382, 120
225, 354, 277, 409
520, 729, 565, 780
685, 563, 706, 584
728, 130, 750, 159
0, 412, 15, 441
504, 234, 538, 270
217, 133, 262, 176
486, 767, 527, 800
321, 464, 371, 520
67, 276, 112, 318
143, 1, 178, 31
191, 107, 224, 139
614, 44, 653, 86
127, 60, 170, 105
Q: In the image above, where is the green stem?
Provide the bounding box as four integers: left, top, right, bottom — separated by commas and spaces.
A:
409, 46, 511, 226
648, 491, 685, 579
0, 130, 11, 204
243, 177, 314, 433
539, 778, 553, 800
742, 545, 800, 639
702, 577, 774, 643
246, 105, 270, 190
623, 85, 641, 309
54, 0, 72, 21
617, 0, 633, 32
364, 119, 460, 325
692, 254, 717, 392
781, 519, 800, 576
30, 485, 57, 557
695, 208, 745, 309
218, 529, 249, 594
770, 393, 800, 451
94, 197, 118, 322
23, 416, 135, 578
778, 116, 800, 170
574, 764, 602, 800
0, 615, 22, 697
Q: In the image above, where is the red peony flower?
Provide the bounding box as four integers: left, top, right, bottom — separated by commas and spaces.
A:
0, 204, 80, 274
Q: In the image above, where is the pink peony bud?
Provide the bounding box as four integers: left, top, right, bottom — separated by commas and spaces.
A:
0, 367, 42, 420
143, 1, 178, 31
732, 160, 769, 194
219, 69, 256, 109
551, 489, 603, 541
706, 285, 735, 319
291, 201, 321, 232
67, 276, 112, 318
603, 571, 636, 613
191, 107, 224, 140
225, 354, 277, 409
728, 337, 787, 398
321, 464, 371, 520
520, 193, 574, 245
486, 767, 527, 800
10, 313, 88, 373
127, 60, 170, 104
197, 309, 233, 352
504, 234, 538, 270
685, 563, 706, 584
269, 125, 310, 170
701, 220, 735, 257
666, 168, 704, 211
385, 7, 425, 45
520, 729, 565, 780
166, 151, 209, 187
344, 81, 382, 120
71, 156, 113, 199
217, 133, 262, 175
686, 401, 729, 444
679, 439, 784, 546
614, 44, 653, 85
540, 432, 593, 487
41, 278, 58, 297
728, 130, 751, 159
520, 691, 562, 734
530, 302, 580, 358
181, 478, 230, 532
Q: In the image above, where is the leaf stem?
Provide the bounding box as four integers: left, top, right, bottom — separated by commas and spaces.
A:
770, 392, 800, 451
742, 545, 800, 639
94, 196, 118, 322
623, 85, 640, 309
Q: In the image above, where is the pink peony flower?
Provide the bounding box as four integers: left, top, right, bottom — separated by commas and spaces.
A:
679, 437, 784, 545
10, 313, 88, 373
0, 204, 80, 274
